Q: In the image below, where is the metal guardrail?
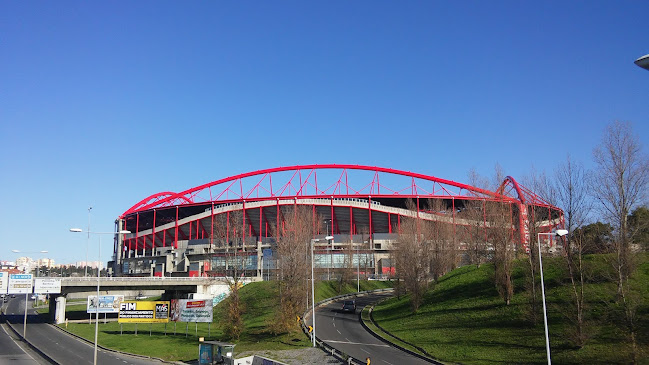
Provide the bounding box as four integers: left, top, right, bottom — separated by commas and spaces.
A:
301, 288, 394, 365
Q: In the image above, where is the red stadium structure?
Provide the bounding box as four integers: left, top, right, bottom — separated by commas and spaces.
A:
110, 164, 564, 277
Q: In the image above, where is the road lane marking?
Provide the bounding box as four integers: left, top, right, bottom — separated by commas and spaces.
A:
337, 330, 341, 334
381, 360, 394, 365
361, 348, 371, 354
323, 340, 390, 347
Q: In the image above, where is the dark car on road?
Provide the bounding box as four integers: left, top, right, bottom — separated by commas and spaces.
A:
341, 300, 356, 313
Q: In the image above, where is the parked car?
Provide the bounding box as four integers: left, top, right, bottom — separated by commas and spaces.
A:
341, 300, 356, 313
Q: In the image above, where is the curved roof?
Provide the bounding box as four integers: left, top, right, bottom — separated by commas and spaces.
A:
121, 164, 553, 218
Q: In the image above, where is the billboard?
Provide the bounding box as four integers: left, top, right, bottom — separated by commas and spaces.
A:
170, 299, 213, 323
34, 278, 61, 294
118, 301, 170, 323
8, 274, 33, 294
87, 295, 125, 314
0, 272, 7, 294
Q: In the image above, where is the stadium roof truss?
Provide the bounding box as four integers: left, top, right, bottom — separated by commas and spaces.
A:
116, 165, 564, 259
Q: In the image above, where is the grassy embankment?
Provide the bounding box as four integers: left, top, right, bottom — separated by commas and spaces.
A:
54, 280, 392, 362
371, 254, 649, 365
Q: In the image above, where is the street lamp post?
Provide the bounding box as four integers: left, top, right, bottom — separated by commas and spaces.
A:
86, 207, 92, 277
537, 229, 569, 365
70, 228, 130, 365
310, 236, 333, 347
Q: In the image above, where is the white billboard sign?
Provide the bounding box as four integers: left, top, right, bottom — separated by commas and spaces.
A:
8, 274, 33, 294
0, 272, 7, 294
34, 278, 62, 294
87, 295, 125, 314
170, 299, 213, 323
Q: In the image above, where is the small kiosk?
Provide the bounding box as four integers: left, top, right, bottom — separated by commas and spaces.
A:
199, 340, 235, 365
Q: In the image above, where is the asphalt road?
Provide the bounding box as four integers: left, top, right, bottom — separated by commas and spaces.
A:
0, 296, 41, 365
309, 293, 431, 365
3, 295, 164, 365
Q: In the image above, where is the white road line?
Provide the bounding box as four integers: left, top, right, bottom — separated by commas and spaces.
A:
337, 330, 341, 334
381, 360, 394, 365
323, 340, 390, 347
361, 348, 371, 354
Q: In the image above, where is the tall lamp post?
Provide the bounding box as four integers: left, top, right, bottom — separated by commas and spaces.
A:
86, 207, 92, 277
70, 228, 130, 365
537, 229, 569, 365
310, 236, 333, 347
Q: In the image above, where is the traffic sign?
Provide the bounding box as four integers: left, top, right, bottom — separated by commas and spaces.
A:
8, 274, 33, 294
34, 278, 61, 294
0, 272, 7, 294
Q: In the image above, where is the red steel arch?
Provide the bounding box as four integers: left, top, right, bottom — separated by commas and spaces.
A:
121, 164, 520, 218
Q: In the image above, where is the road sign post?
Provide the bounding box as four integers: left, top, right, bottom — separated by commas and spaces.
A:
8, 274, 34, 338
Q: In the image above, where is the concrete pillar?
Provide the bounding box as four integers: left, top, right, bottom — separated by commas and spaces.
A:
257, 241, 263, 279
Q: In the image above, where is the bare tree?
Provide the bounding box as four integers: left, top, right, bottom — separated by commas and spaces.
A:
487, 198, 515, 305
553, 156, 591, 347
273, 205, 314, 333
211, 211, 246, 340
590, 121, 649, 362
460, 199, 489, 268
393, 199, 432, 312
426, 199, 455, 282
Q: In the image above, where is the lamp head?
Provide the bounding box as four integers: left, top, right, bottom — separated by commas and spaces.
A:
70, 228, 83, 233
635, 54, 649, 70
118, 230, 131, 234
325, 236, 334, 241
555, 229, 569, 237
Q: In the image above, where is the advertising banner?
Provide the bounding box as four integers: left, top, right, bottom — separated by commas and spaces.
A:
0, 272, 7, 294
87, 295, 125, 314
34, 278, 61, 294
118, 301, 170, 323
8, 274, 33, 294
170, 299, 213, 322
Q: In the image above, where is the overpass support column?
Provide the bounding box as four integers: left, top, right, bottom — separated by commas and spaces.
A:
115, 219, 125, 275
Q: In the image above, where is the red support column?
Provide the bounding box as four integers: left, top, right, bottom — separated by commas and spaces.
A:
174, 207, 179, 249
388, 213, 392, 234
330, 197, 334, 234
136, 213, 140, 256
226, 210, 230, 245
152, 209, 156, 252
242, 201, 246, 249
368, 196, 373, 244
349, 206, 353, 239
210, 204, 214, 250
259, 206, 263, 242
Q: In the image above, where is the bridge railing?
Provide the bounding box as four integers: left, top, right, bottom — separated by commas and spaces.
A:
61, 276, 230, 283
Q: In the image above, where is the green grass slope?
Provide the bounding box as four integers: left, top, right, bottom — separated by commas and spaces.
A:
371, 254, 649, 365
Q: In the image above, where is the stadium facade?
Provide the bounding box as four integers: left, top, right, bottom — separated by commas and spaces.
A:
109, 165, 564, 278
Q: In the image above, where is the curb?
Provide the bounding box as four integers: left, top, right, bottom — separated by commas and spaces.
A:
1, 309, 57, 364
359, 302, 444, 364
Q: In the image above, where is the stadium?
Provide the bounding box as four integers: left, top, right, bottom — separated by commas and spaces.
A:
109, 164, 564, 277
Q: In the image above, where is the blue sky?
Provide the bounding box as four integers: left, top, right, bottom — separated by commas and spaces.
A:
1, 1, 647, 265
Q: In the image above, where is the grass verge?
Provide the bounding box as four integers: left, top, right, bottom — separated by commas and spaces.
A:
371, 254, 649, 365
